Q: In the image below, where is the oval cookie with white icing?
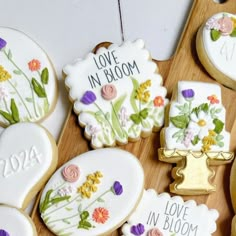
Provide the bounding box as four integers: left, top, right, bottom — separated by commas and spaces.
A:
64, 39, 168, 148
196, 13, 236, 90
0, 122, 58, 209
39, 148, 144, 236
0, 205, 37, 236
0, 27, 58, 126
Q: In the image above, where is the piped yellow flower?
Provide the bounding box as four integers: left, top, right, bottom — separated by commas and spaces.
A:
135, 79, 152, 103
202, 130, 217, 152
0, 65, 11, 82
77, 171, 103, 198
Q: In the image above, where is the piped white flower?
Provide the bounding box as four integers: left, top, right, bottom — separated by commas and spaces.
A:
188, 111, 214, 139
0, 86, 8, 101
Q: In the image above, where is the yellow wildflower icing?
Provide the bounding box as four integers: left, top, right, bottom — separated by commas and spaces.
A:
202, 130, 217, 152
77, 171, 103, 198
135, 79, 152, 103
0, 65, 11, 82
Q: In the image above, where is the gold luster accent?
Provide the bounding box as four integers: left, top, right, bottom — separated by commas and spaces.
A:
158, 148, 234, 195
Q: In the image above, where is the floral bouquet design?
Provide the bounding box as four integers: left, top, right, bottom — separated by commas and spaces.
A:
0, 29, 57, 126
40, 165, 123, 236
205, 13, 236, 41
158, 81, 234, 195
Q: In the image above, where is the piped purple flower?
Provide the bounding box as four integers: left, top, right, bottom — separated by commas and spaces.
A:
80, 91, 96, 105
181, 89, 195, 100
112, 181, 123, 195
0, 38, 7, 50
0, 229, 10, 236
130, 223, 145, 236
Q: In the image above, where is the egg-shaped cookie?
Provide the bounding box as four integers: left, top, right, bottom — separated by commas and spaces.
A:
40, 148, 144, 236
0, 27, 58, 126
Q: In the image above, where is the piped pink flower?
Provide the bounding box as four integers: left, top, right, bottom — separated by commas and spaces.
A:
218, 16, 234, 36
28, 59, 41, 71
101, 84, 117, 100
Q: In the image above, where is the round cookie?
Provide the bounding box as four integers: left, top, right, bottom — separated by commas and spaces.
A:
0, 122, 58, 209
0, 205, 37, 236
39, 148, 144, 236
0, 27, 58, 126
196, 13, 236, 90
64, 39, 168, 148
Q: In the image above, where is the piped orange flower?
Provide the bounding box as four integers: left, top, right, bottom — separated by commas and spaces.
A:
153, 96, 164, 107
207, 95, 219, 104
28, 59, 41, 71
92, 207, 109, 224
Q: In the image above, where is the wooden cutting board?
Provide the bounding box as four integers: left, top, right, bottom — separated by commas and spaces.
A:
31, 0, 236, 235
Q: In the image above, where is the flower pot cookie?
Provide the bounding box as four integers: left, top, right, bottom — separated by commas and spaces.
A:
0, 205, 37, 236
64, 39, 168, 148
196, 13, 236, 90
158, 81, 234, 195
0, 27, 58, 126
122, 189, 219, 236
39, 148, 144, 236
0, 122, 58, 209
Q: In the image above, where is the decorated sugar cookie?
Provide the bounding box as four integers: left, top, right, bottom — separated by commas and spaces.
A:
0, 122, 58, 209
158, 81, 234, 195
122, 189, 219, 236
64, 39, 168, 148
0, 27, 58, 126
196, 13, 236, 90
39, 148, 144, 236
0, 205, 37, 236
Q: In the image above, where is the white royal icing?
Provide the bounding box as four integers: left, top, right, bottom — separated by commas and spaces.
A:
64, 39, 168, 148
0, 205, 36, 236
202, 13, 236, 80
165, 81, 230, 151
0, 122, 57, 209
40, 148, 144, 236
121, 189, 219, 236
0, 27, 57, 126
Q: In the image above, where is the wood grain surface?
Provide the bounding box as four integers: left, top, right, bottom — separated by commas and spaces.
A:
32, 0, 236, 235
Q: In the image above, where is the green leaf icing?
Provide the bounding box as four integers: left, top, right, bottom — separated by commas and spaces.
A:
213, 118, 224, 134
191, 135, 200, 145
32, 78, 46, 98
211, 29, 221, 41
41, 67, 49, 84
0, 110, 15, 124
170, 115, 189, 129
230, 28, 236, 37
10, 98, 20, 122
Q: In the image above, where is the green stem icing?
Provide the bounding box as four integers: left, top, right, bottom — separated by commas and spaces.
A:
7, 80, 32, 118
43, 194, 81, 218
188, 100, 192, 115
110, 101, 126, 139
84, 189, 111, 211
3, 49, 39, 118
47, 189, 111, 225
94, 102, 116, 137
3, 98, 10, 113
